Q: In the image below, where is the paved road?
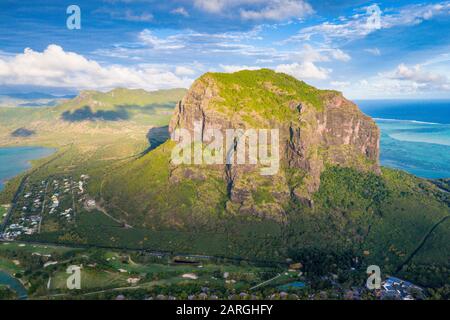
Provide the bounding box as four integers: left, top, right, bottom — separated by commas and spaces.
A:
0, 176, 29, 234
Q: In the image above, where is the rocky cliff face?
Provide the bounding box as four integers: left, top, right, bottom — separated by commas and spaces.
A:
169, 69, 380, 221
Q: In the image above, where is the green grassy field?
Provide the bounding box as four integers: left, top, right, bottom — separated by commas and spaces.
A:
0, 233, 447, 299
0, 242, 78, 256
50, 268, 130, 291
0, 256, 23, 274
0, 242, 298, 299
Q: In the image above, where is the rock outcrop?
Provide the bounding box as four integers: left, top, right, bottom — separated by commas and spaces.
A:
169, 69, 380, 220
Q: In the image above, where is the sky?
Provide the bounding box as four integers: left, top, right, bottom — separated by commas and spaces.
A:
0, 0, 450, 99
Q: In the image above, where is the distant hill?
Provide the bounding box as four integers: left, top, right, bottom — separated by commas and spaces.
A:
0, 92, 75, 109
0, 92, 75, 100
0, 87, 187, 130
56, 88, 187, 112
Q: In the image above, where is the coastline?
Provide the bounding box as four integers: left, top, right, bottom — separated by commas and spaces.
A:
0, 146, 56, 192
0, 270, 28, 299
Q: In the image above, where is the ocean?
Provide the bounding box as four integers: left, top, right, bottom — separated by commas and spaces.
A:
357, 100, 450, 179
0, 146, 55, 191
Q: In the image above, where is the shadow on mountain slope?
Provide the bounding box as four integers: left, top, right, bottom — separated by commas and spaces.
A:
11, 128, 36, 137
116, 103, 173, 113
143, 126, 170, 154
61, 105, 130, 122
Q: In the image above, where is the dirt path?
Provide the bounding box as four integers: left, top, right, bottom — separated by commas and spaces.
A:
94, 202, 132, 228
250, 273, 282, 290
396, 215, 450, 272
38, 181, 49, 234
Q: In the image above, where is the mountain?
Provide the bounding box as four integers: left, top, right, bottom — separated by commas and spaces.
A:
97, 70, 449, 283
104, 69, 382, 224
169, 69, 380, 212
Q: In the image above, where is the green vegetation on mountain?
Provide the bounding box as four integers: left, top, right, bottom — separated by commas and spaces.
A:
204, 69, 334, 121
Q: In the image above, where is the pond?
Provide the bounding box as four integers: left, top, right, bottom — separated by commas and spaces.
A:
277, 281, 306, 291
0, 270, 28, 299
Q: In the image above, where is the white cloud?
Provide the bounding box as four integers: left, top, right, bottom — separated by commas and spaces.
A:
98, 27, 280, 63
383, 3, 450, 27
357, 77, 437, 98
328, 48, 351, 62
275, 45, 350, 80
175, 66, 196, 76
122, 10, 153, 22
194, 0, 227, 13
288, 2, 450, 43
240, 0, 314, 21
364, 48, 381, 56
0, 45, 193, 91
171, 7, 189, 17
276, 62, 330, 80
95, 7, 154, 22
220, 64, 260, 72
390, 63, 450, 90
194, 0, 314, 21
138, 30, 185, 50
330, 81, 351, 88
341, 62, 450, 99
289, 44, 351, 63
421, 53, 450, 67
135, 27, 265, 53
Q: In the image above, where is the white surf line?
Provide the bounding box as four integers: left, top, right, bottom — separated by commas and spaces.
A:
373, 118, 442, 125
250, 273, 282, 291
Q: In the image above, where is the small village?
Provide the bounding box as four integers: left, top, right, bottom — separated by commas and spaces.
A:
379, 276, 425, 300
1, 174, 91, 240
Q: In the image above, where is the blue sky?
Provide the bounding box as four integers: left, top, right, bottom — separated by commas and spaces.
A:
0, 0, 450, 98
